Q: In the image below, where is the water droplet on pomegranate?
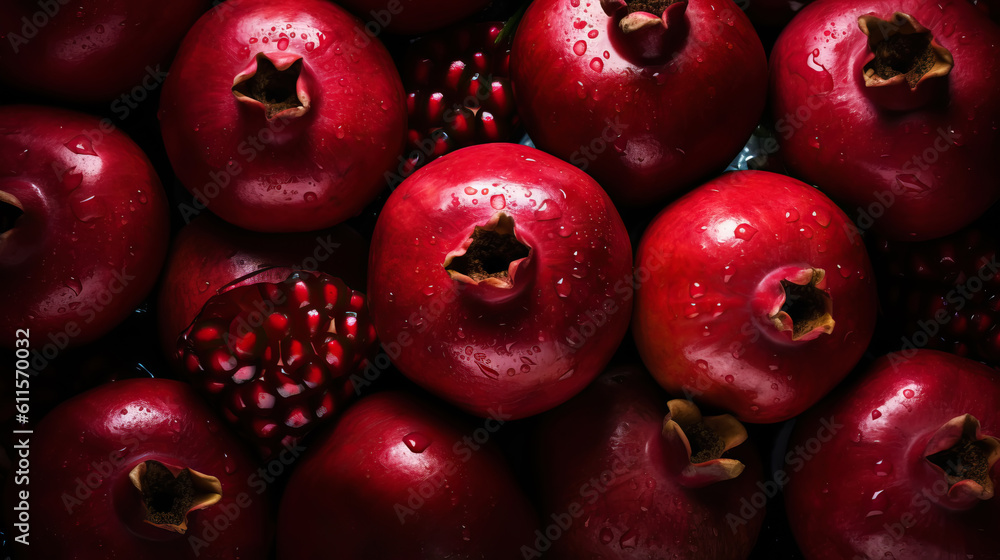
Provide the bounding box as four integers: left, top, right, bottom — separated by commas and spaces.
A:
573, 40, 587, 56
335, 126, 345, 139
403, 432, 432, 453
799, 225, 814, 239
811, 207, 831, 227
558, 226, 572, 238
65, 135, 97, 156
555, 277, 571, 298
590, 57, 603, 72
588, 29, 599, 39
838, 265, 852, 278
725, 374, 735, 384
785, 209, 799, 222
303, 192, 317, 203
689, 282, 705, 298
734, 223, 757, 241
65, 277, 83, 295
903, 388, 915, 399
573, 20, 587, 29
70, 193, 105, 222
304, 41, 315, 52
421, 285, 436, 297
874, 459, 892, 476
490, 194, 506, 209
576, 81, 587, 99
599, 528, 614, 544
871, 409, 882, 420
119, 408, 128, 415
619, 530, 637, 549
463, 186, 478, 196
535, 199, 562, 220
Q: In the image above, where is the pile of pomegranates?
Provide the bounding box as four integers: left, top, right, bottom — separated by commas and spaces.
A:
2, 0, 998, 558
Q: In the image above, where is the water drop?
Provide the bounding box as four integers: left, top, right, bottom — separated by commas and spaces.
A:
590, 57, 603, 72
808, 136, 821, 149
725, 374, 735, 384
421, 285, 436, 297
785, 209, 799, 222
558, 226, 572, 238
555, 278, 571, 298
874, 459, 892, 476
838, 265, 852, 278
70, 193, 106, 222
689, 282, 705, 298
490, 194, 506, 209
799, 225, 814, 239
573, 40, 587, 56
903, 388, 915, 398
734, 223, 757, 241
871, 409, 882, 420
599, 528, 613, 544
403, 432, 432, 453
619, 530, 637, 549
119, 408, 128, 415
304, 41, 315, 52
811, 207, 831, 227
535, 199, 562, 220
588, 29, 599, 38
304, 192, 317, 203
65, 277, 83, 295
573, 20, 587, 29
65, 135, 97, 156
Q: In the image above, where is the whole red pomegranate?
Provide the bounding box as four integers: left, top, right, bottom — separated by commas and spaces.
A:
0, 105, 169, 351
633, 171, 878, 423
533, 366, 764, 559
11, 378, 273, 559
367, 143, 633, 419
335, 0, 491, 34
277, 391, 537, 559
155, 213, 367, 363
785, 350, 1000, 559
0, 0, 207, 103
159, 0, 406, 232
769, 0, 1000, 241
510, 0, 767, 208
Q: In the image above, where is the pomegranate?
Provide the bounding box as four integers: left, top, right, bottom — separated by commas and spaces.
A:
334, 0, 492, 35
510, 0, 767, 208
367, 143, 633, 419
0, 105, 169, 351
159, 0, 407, 232
11, 378, 273, 559
533, 366, 764, 559
633, 170, 878, 423
0, 0, 207, 103
277, 391, 537, 559
769, 0, 1000, 240
785, 350, 1000, 559
155, 213, 367, 364
177, 271, 378, 458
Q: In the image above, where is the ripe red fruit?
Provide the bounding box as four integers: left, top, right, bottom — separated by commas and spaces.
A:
870, 206, 1000, 365
769, 0, 1000, 240
534, 366, 764, 559
177, 271, 378, 458
0, 105, 168, 350
510, 0, 767, 208
334, 0, 491, 35
159, 0, 406, 232
367, 143, 633, 419
785, 350, 1000, 559
0, 0, 206, 103
633, 170, 878, 423
277, 391, 537, 559
14, 378, 273, 559
155, 213, 367, 363
399, 21, 519, 175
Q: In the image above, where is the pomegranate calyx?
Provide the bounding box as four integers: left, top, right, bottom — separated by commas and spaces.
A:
858, 13, 953, 91
924, 414, 1000, 507
767, 267, 835, 342
232, 52, 311, 120
128, 460, 223, 534
0, 190, 24, 241
663, 399, 748, 488
443, 212, 531, 290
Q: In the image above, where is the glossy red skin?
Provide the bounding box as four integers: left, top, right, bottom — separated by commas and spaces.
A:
14, 378, 272, 559
0, 105, 168, 349
769, 0, 1000, 241
159, 0, 406, 233
335, 0, 491, 34
785, 350, 1000, 560
277, 391, 537, 559
0, 0, 207, 103
510, 0, 767, 208
535, 366, 764, 559
368, 143, 633, 419
633, 171, 877, 423
156, 212, 367, 363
